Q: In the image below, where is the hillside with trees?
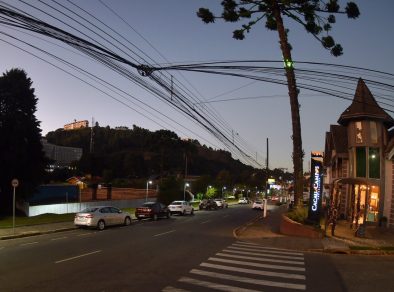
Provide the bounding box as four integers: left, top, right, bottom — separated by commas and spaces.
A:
45, 125, 293, 197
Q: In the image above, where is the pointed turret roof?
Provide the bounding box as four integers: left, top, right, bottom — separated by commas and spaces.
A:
338, 78, 394, 128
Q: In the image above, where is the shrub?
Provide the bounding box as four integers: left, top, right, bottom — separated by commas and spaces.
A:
286, 206, 308, 224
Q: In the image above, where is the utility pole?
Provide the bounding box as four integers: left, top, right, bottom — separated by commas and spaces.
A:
266, 137, 269, 170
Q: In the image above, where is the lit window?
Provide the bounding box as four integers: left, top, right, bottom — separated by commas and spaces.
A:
356, 121, 363, 143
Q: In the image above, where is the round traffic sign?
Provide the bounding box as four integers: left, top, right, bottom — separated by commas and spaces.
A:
11, 179, 19, 188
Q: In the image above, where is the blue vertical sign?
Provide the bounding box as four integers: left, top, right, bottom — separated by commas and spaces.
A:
307, 152, 323, 224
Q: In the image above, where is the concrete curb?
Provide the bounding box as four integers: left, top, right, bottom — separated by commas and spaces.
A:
0, 227, 77, 240
233, 214, 262, 239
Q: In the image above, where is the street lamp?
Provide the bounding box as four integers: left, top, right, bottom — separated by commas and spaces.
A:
222, 186, 226, 198
184, 183, 190, 201
206, 185, 212, 197
146, 180, 152, 202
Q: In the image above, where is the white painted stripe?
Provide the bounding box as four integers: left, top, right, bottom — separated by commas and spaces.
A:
190, 269, 306, 290
229, 245, 303, 256
208, 257, 305, 272
178, 276, 260, 292
200, 220, 211, 224
77, 233, 94, 237
20, 241, 39, 246
51, 236, 67, 241
162, 286, 190, 292
55, 250, 102, 264
236, 241, 259, 246
201, 262, 306, 280
223, 249, 304, 260
154, 230, 176, 237
216, 252, 304, 265
234, 243, 303, 253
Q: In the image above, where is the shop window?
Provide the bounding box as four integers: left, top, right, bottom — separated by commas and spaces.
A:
355, 121, 363, 143
356, 147, 366, 177
370, 121, 378, 144
367, 186, 379, 222
369, 148, 380, 178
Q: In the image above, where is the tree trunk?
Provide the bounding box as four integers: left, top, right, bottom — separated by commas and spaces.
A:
272, 1, 304, 207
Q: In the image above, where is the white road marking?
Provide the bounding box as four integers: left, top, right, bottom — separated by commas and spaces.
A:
77, 233, 95, 237
200, 220, 211, 224
154, 230, 176, 237
200, 262, 306, 280
190, 269, 306, 290
51, 236, 67, 241
228, 245, 303, 256
20, 241, 39, 246
223, 248, 304, 260
235, 242, 303, 253
162, 286, 190, 292
55, 250, 102, 264
208, 257, 305, 271
178, 276, 260, 292
216, 252, 304, 265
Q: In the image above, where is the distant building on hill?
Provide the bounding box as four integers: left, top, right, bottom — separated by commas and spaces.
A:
41, 139, 83, 170
64, 119, 89, 130
115, 126, 129, 130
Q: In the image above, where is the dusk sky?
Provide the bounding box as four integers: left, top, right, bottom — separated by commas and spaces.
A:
1, 0, 393, 172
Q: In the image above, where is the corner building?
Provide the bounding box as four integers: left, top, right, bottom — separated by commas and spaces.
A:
324, 78, 394, 228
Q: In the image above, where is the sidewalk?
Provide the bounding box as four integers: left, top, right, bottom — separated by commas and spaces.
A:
235, 205, 394, 255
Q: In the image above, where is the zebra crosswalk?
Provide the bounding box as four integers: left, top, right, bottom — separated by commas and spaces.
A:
162, 241, 306, 291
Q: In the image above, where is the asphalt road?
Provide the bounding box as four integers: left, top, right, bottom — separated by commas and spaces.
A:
1, 204, 393, 291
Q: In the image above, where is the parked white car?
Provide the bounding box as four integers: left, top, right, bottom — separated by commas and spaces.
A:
214, 198, 228, 208
238, 197, 249, 204
168, 200, 194, 215
252, 200, 264, 210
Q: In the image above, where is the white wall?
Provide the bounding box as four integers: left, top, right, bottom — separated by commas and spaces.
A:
25, 198, 155, 217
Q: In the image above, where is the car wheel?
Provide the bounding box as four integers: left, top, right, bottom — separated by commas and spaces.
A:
153, 214, 158, 221
191, 209, 194, 215
97, 220, 105, 231
166, 211, 170, 219
137, 217, 142, 221
124, 216, 131, 226
182, 210, 186, 216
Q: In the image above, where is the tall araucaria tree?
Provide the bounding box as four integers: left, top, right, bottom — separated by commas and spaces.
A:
0, 69, 47, 215
197, 0, 359, 207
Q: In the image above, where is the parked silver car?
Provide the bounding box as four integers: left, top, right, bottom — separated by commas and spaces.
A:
74, 206, 132, 230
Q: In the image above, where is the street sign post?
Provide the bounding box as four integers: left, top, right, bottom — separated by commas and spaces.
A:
11, 179, 19, 234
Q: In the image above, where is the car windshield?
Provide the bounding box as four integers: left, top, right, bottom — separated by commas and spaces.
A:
255, 201, 263, 204
170, 201, 182, 205
80, 207, 98, 213
142, 202, 155, 207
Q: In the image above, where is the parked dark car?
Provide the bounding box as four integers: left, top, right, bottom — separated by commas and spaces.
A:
135, 202, 171, 221
199, 199, 218, 210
